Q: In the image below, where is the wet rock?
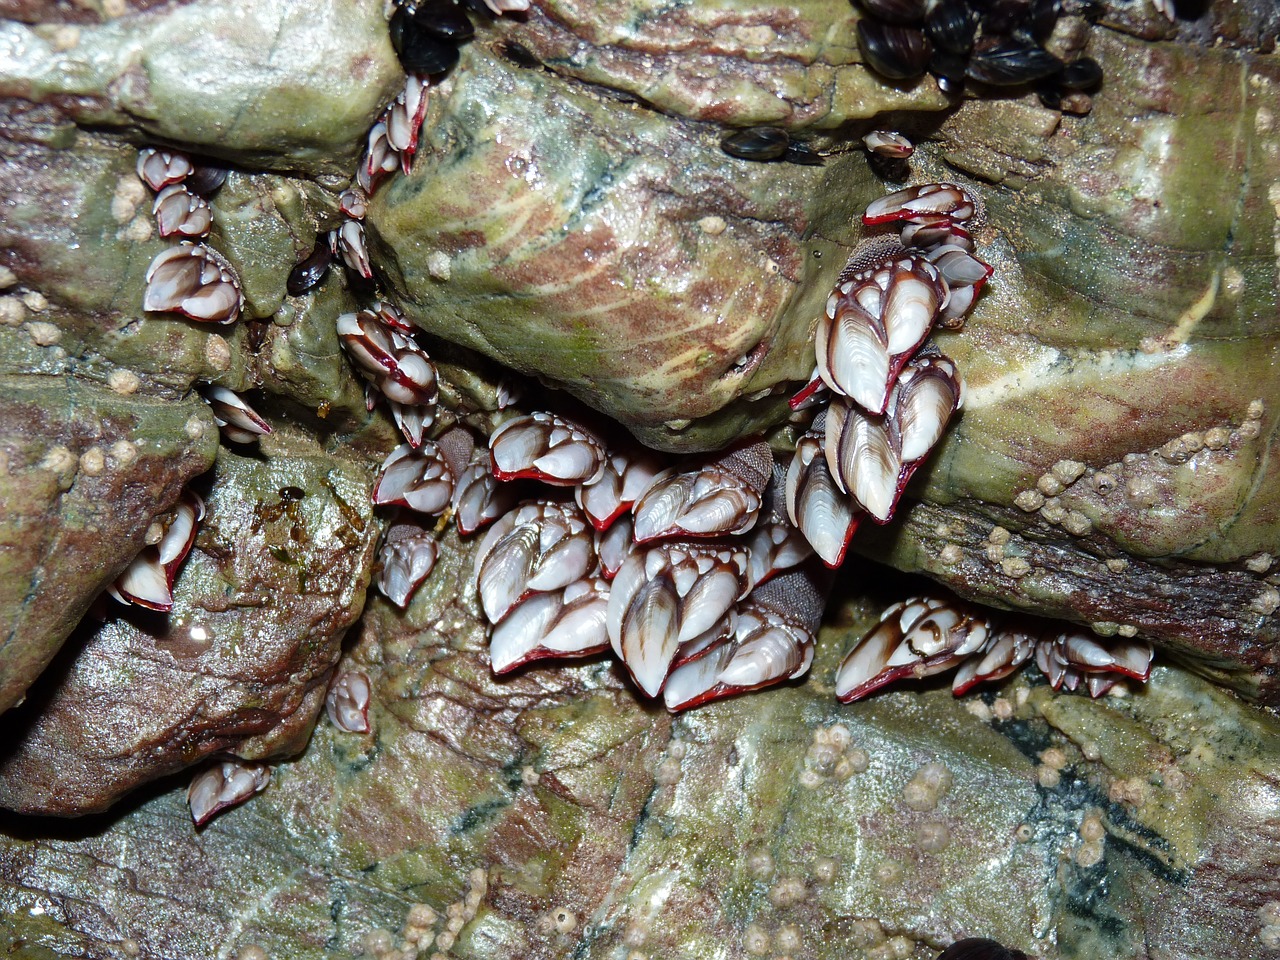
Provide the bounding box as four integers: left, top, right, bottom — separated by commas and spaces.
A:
369, 44, 866, 452
0, 584, 1275, 960
0, 377, 217, 714
0, 0, 403, 176
856, 30, 1280, 700
0, 441, 380, 815
486, 0, 949, 127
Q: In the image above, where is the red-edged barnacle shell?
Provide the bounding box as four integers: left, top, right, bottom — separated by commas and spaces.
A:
863, 182, 978, 225
863, 130, 914, 158
336, 310, 439, 409
816, 252, 944, 415
373, 442, 454, 515
377, 525, 440, 609
107, 490, 205, 612
332, 219, 373, 279
606, 541, 750, 698
835, 595, 993, 701
137, 147, 193, 192
153, 184, 212, 238
576, 450, 663, 531
824, 396, 901, 523
143, 242, 243, 324
203, 385, 271, 444
631, 442, 772, 543
187, 759, 270, 827
386, 74, 431, 173
339, 186, 370, 220
785, 425, 861, 568
325, 669, 372, 733
489, 412, 606, 486
488, 576, 611, 674
952, 625, 1036, 695
663, 566, 826, 711
473, 501, 595, 624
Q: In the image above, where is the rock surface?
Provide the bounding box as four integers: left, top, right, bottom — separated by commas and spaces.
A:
0, 570, 1277, 959
0, 440, 380, 814
0, 0, 1277, 957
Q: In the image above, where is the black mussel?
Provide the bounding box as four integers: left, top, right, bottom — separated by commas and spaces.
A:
784, 141, 826, 165
858, 0, 927, 25
936, 938, 1030, 960
858, 20, 933, 80
721, 127, 790, 161
967, 38, 1062, 85
1036, 82, 1062, 109
390, 6, 463, 74
929, 51, 969, 94
1029, 0, 1061, 41
1060, 56, 1103, 89
286, 242, 333, 296
925, 0, 978, 54
186, 163, 229, 196
978, 0, 1033, 32
1169, 0, 1211, 18
497, 39, 541, 67
410, 0, 475, 42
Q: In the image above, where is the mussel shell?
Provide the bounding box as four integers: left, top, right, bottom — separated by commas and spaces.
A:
936, 938, 1029, 960
1036, 83, 1063, 110
1060, 56, 1103, 90
966, 39, 1062, 85
784, 141, 825, 166
410, 0, 475, 42
858, 20, 933, 81
977, 0, 1032, 32
390, 7, 463, 74
286, 242, 333, 296
497, 40, 541, 68
929, 51, 969, 94
721, 127, 790, 162
186, 163, 228, 196
1028, 0, 1062, 41
858, 0, 927, 25
925, 0, 978, 54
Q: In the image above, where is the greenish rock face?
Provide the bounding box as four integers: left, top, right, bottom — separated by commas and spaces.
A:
0, 0, 404, 176
2, 574, 1278, 960
0, 0, 1279, 958
0, 379, 218, 714
369, 45, 870, 452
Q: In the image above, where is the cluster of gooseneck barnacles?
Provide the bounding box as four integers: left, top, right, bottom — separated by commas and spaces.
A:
110, 0, 1156, 825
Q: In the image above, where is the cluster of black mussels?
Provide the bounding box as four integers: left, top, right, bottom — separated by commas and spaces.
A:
854, 0, 1102, 109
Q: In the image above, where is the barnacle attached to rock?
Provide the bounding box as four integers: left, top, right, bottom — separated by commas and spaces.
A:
187, 759, 270, 827
489, 411, 607, 485
107, 491, 205, 613
202, 386, 272, 444
324, 668, 372, 734
837, 594, 1155, 701
143, 242, 244, 324
152, 184, 213, 239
